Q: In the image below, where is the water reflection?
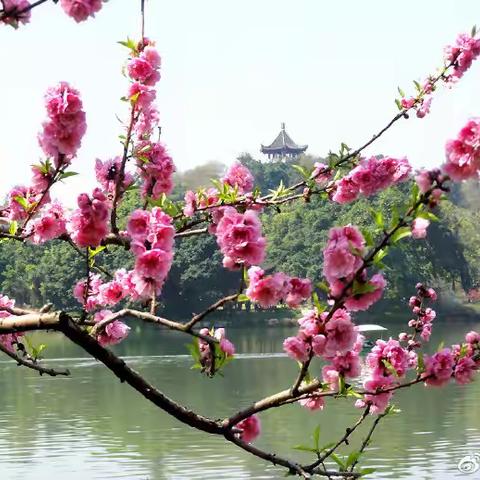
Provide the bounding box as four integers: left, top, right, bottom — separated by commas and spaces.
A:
0, 316, 479, 479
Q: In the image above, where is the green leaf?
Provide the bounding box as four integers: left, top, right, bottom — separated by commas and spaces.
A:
88, 246, 106, 259
118, 37, 138, 52
292, 444, 318, 453
346, 451, 361, 467
237, 294, 250, 303
370, 209, 384, 229
8, 221, 18, 235
397, 86, 405, 98
330, 453, 346, 470
359, 467, 377, 476
352, 280, 377, 295
13, 195, 29, 211
291, 164, 309, 179
312, 292, 325, 313
186, 339, 201, 363
416, 211, 439, 222
130, 92, 140, 105
382, 359, 398, 377
417, 352, 425, 373
316, 281, 330, 293
395, 98, 402, 110
472, 24, 477, 37
58, 171, 79, 180
373, 248, 388, 266
361, 228, 374, 247
390, 227, 411, 244
437, 341, 445, 352
413, 80, 421, 92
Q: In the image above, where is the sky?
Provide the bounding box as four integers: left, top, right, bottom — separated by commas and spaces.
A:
0, 0, 479, 204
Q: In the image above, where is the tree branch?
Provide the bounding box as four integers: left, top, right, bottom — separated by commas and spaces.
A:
0, 342, 70, 376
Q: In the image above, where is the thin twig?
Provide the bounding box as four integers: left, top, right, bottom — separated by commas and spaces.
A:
0, 342, 70, 377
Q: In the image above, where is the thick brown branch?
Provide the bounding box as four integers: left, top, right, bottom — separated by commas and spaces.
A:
0, 312, 62, 333
58, 315, 224, 434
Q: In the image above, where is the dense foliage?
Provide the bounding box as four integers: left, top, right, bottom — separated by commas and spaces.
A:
1, 154, 478, 316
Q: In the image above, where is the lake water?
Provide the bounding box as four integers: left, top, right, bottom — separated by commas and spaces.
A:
0, 315, 479, 479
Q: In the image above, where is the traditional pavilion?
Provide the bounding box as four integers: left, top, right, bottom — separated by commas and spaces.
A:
261, 123, 308, 159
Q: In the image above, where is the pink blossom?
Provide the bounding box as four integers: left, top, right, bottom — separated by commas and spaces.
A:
415, 169, 435, 193
6, 185, 47, 221
333, 156, 411, 204
38, 82, 86, 160
68, 188, 110, 248
236, 415, 261, 443
401, 97, 416, 109
311, 334, 327, 356
27, 201, 67, 244
299, 394, 325, 411
323, 225, 365, 284
128, 82, 156, 109
95, 157, 134, 195
331, 176, 360, 204
412, 218, 430, 239
73, 273, 103, 311
0, 295, 15, 317
215, 207, 266, 269
1, 0, 31, 27
94, 310, 130, 346
444, 32, 480, 82
344, 273, 386, 311
443, 118, 480, 181
311, 162, 331, 185
366, 338, 410, 378
466, 331, 480, 345
245, 267, 289, 308
222, 161, 254, 194
331, 350, 362, 378
356, 376, 394, 414
285, 277, 312, 308
322, 365, 340, 390
298, 309, 321, 338
134, 248, 173, 281
127, 46, 161, 86
31, 164, 52, 191
283, 336, 310, 362
416, 97, 432, 118
127, 209, 151, 240
136, 142, 175, 199
423, 348, 455, 387
213, 328, 235, 357
324, 308, 357, 356
60, 0, 102, 22
134, 103, 160, 139
454, 356, 477, 385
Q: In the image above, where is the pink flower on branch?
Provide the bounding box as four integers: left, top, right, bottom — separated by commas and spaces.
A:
68, 188, 110, 248
94, 310, 130, 346
236, 415, 261, 443
222, 161, 254, 194
38, 82, 87, 163
60, 0, 103, 23
215, 207, 266, 270
1, 0, 31, 27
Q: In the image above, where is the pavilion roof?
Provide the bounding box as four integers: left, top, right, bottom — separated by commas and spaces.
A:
261, 123, 308, 154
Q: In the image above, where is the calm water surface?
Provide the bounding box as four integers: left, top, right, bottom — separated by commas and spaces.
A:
0, 314, 479, 479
